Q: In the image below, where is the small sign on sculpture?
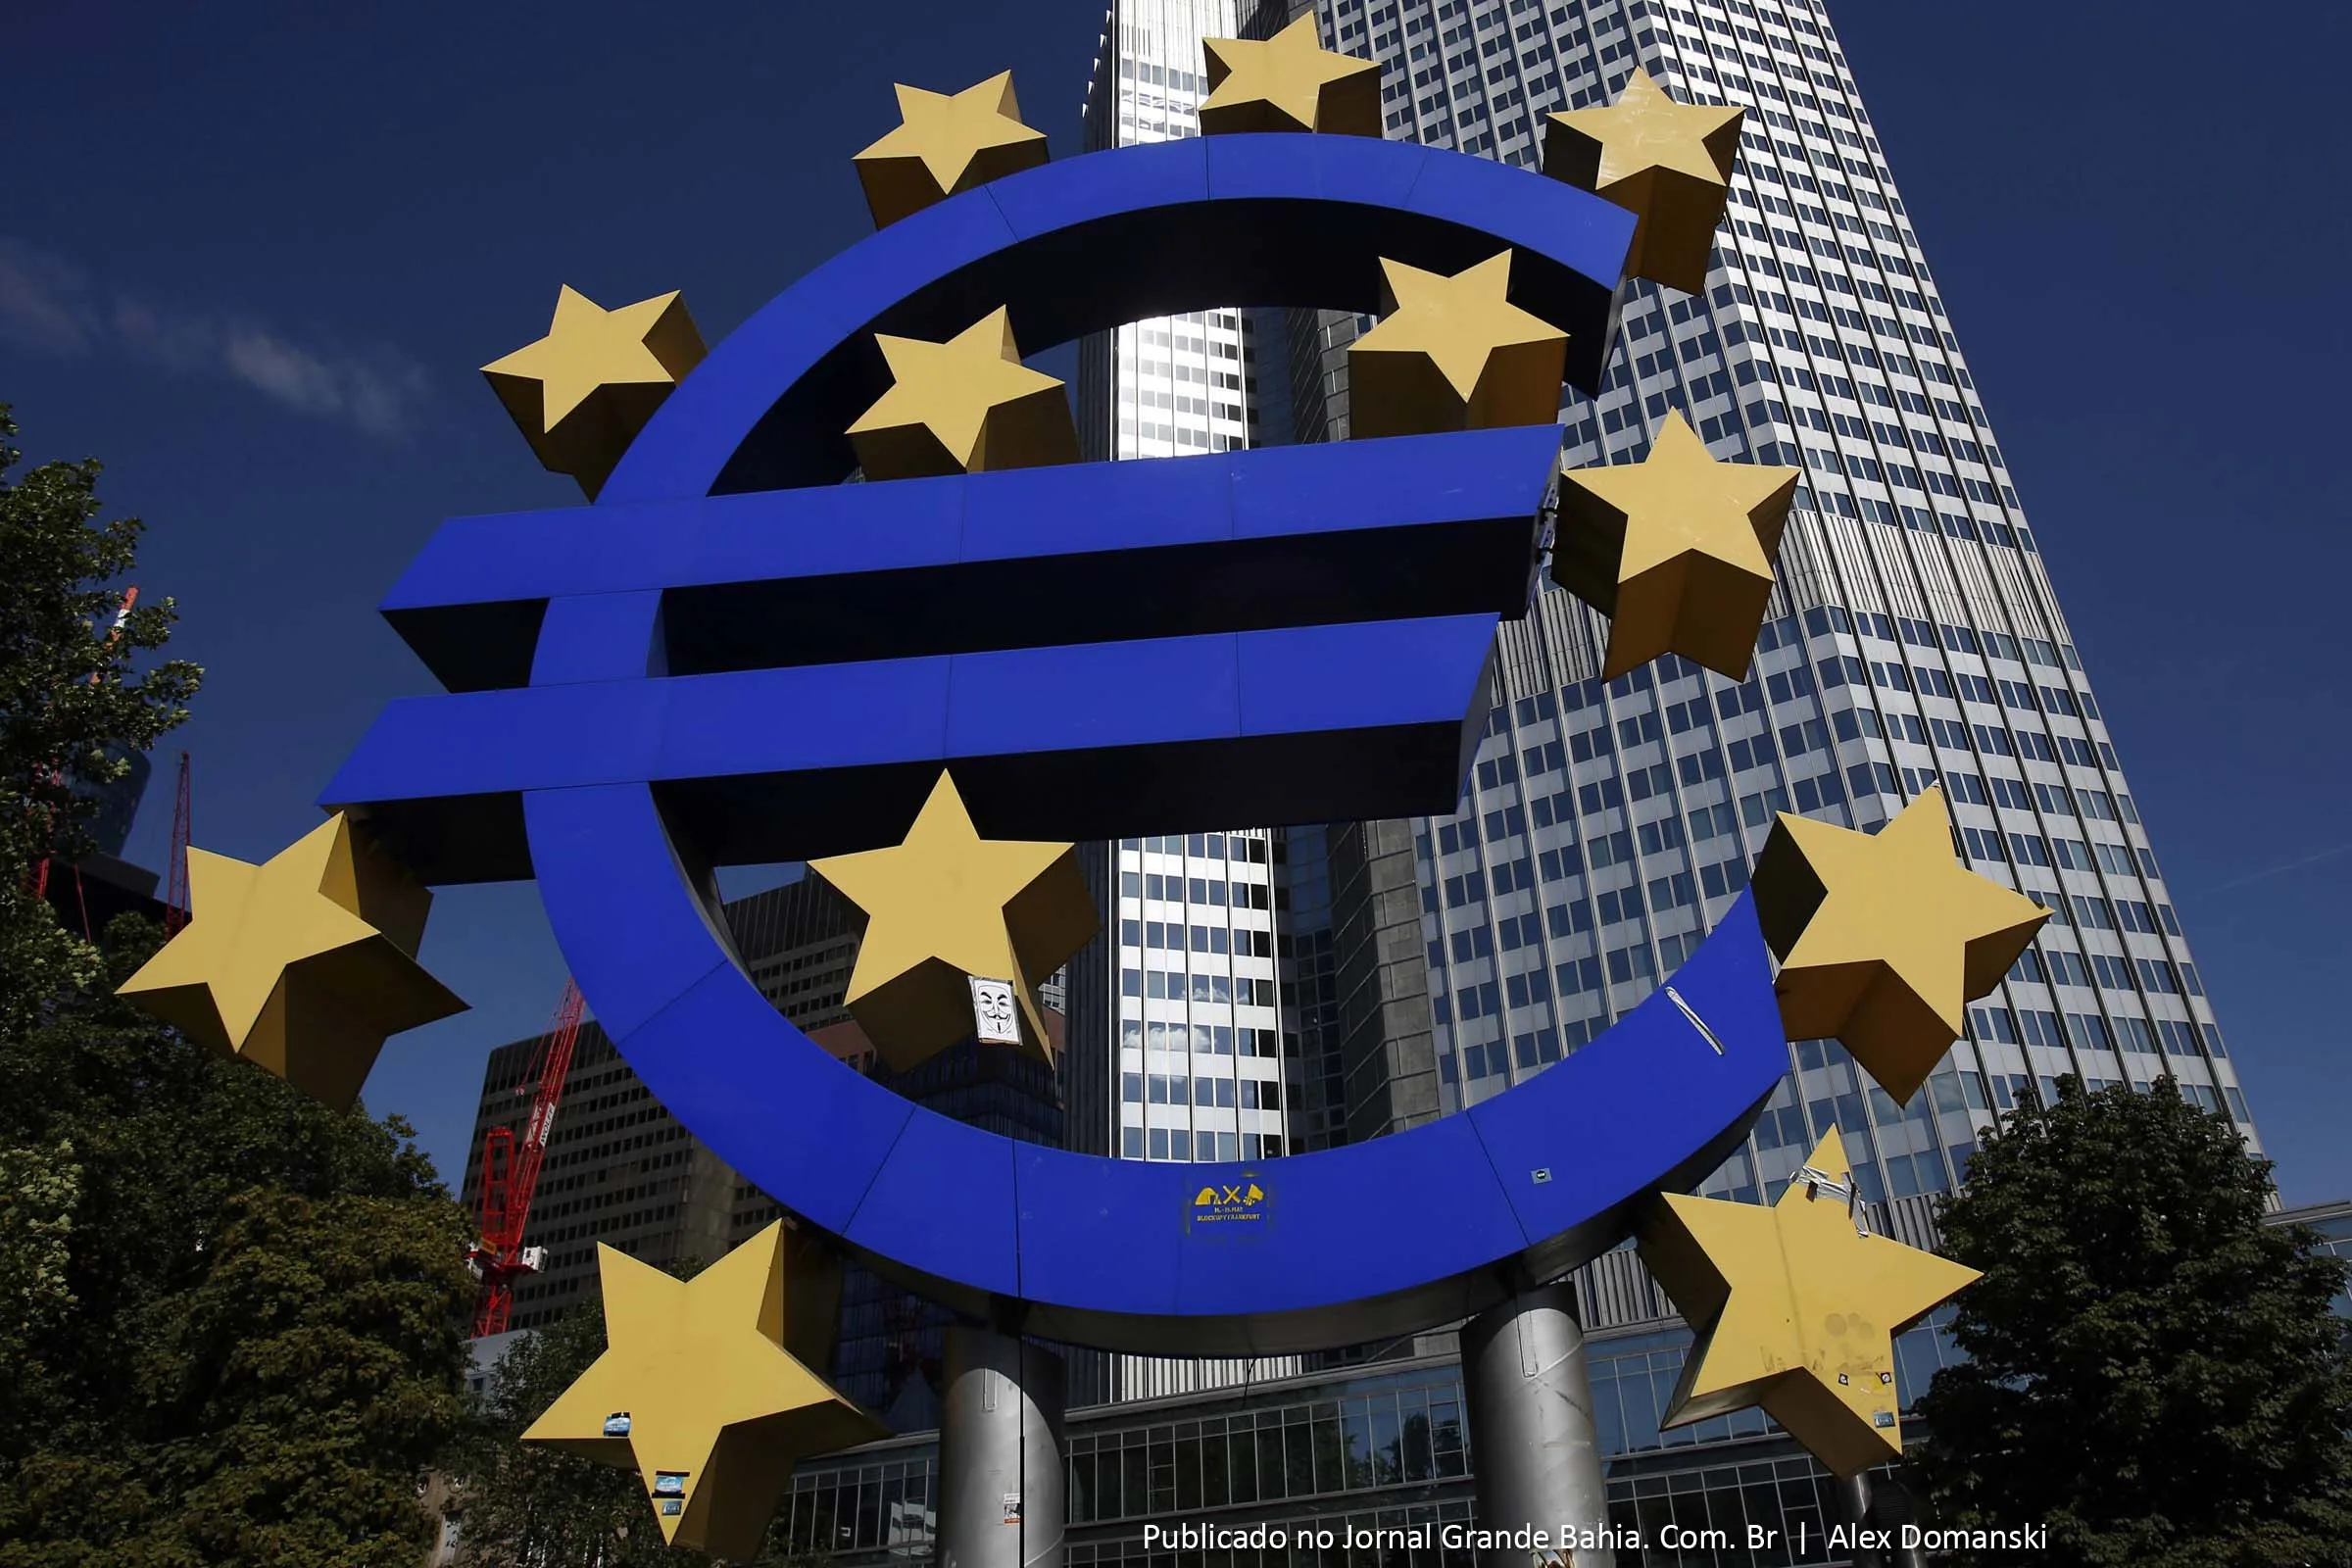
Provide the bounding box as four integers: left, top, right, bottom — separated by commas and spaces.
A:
969, 976, 1019, 1045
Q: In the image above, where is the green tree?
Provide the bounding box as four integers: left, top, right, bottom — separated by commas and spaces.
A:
1911, 1078, 2352, 1567
0, 1139, 80, 1366
0, 406, 472, 1565
0, 917, 477, 1568
0, 404, 202, 1034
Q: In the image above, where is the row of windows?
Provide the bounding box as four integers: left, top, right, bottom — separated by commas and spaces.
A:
1121, 874, 1274, 910
1123, 1019, 1282, 1057
1122, 831, 1272, 863
1123, 969, 1279, 1004
1122, 918, 1276, 956
1125, 1072, 1277, 1110
1120, 1126, 1278, 1162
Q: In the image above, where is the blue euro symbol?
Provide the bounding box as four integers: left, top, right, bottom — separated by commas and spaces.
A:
325, 133, 1787, 1353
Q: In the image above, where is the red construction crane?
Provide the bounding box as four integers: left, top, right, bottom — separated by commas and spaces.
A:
467, 978, 585, 1337
163, 751, 192, 935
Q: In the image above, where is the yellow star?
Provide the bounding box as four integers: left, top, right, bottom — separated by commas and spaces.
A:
119, 813, 466, 1110
808, 771, 1098, 1072
1753, 785, 2051, 1102
1200, 15, 1382, 137
1348, 252, 1569, 440
481, 285, 706, 499
1543, 67, 1743, 293
846, 307, 1078, 480
522, 1223, 884, 1561
853, 73, 1049, 228
1550, 411, 1797, 679
1638, 1130, 1981, 1477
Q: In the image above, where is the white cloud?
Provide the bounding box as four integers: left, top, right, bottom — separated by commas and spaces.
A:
0, 237, 430, 436
0, 239, 96, 354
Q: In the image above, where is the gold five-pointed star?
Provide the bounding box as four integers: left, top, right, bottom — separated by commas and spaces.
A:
808, 771, 1098, 1072
119, 813, 466, 1110
1638, 1130, 1981, 1477
847, 307, 1078, 480
1543, 67, 1744, 293
853, 73, 1050, 227
481, 285, 706, 499
1753, 785, 2050, 1102
1200, 15, 1382, 136
522, 1223, 884, 1560
1550, 410, 1797, 679
1348, 252, 1569, 440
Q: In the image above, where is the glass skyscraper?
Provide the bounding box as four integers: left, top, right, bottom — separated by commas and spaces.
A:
1279, 0, 2255, 1215
1064, 0, 2258, 1417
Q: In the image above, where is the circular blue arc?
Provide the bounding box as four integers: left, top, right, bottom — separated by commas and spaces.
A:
529, 780, 1785, 1355
599, 133, 1635, 501
363, 132, 1786, 1353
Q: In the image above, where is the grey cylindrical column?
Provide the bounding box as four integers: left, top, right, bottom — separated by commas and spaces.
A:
1460, 1283, 1614, 1568
1838, 1475, 1887, 1568
1838, 1471, 1926, 1568
937, 1327, 1066, 1568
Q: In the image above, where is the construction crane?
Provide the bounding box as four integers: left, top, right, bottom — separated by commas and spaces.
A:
467, 978, 585, 1337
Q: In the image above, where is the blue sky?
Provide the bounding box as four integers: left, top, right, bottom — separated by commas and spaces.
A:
7, 2, 2346, 1206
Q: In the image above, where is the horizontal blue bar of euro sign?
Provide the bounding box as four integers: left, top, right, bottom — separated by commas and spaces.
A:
378, 426, 1562, 695
320, 614, 1500, 882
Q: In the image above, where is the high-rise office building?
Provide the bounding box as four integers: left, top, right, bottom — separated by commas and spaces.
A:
1058, 0, 2258, 1475
1283, 0, 2255, 1210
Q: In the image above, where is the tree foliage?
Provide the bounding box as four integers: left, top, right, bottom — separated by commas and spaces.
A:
1911, 1078, 2352, 1567
0, 403, 202, 1033
0, 411, 472, 1565
0, 917, 477, 1568
0, 1139, 80, 1364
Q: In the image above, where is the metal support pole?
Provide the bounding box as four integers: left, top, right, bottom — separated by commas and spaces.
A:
1837, 1471, 1926, 1568
1460, 1283, 1614, 1568
1838, 1475, 1887, 1568
937, 1326, 1066, 1568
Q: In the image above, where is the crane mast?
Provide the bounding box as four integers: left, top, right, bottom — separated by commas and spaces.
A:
467, 978, 584, 1337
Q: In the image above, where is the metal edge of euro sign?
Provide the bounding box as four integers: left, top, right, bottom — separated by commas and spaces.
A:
323, 130, 1788, 1352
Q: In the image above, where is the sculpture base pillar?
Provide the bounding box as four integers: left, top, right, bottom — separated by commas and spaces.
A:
937, 1327, 1066, 1568
1838, 1470, 1926, 1568
1460, 1283, 1614, 1568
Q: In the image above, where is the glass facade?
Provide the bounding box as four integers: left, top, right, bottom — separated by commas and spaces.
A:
774, 1323, 1960, 1567
1047, 0, 2274, 1529
1289, 0, 2254, 1199
1076, 0, 1265, 465
1108, 831, 1292, 1165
